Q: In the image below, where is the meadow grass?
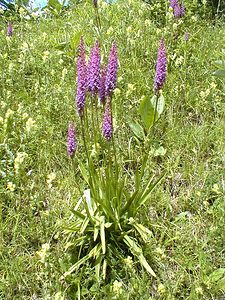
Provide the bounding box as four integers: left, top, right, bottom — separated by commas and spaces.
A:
0, 0, 224, 299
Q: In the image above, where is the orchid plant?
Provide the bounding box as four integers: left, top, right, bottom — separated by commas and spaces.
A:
62, 37, 167, 281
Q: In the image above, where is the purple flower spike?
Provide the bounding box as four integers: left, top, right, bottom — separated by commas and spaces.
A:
7, 22, 13, 37
102, 101, 113, 141
170, 0, 178, 9
67, 122, 77, 157
99, 66, 106, 104
154, 39, 167, 93
184, 31, 189, 41
174, 3, 181, 18
180, 3, 185, 17
105, 42, 118, 97
88, 41, 101, 96
76, 37, 87, 116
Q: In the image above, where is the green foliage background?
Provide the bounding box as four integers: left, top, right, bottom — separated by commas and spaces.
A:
0, 0, 224, 299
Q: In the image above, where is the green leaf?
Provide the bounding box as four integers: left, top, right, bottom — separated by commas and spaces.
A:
137, 172, 165, 208
93, 226, 99, 241
214, 60, 225, 69
213, 69, 225, 79
123, 235, 156, 277
70, 32, 82, 51
48, 0, 62, 12
79, 162, 89, 184
71, 209, 86, 220
63, 253, 89, 277
139, 95, 155, 132
100, 216, 106, 254
208, 268, 225, 283
133, 223, 152, 243
139, 254, 156, 277
121, 190, 139, 215
127, 119, 145, 140
153, 146, 167, 157
102, 259, 107, 280
63, 244, 102, 278
151, 93, 165, 117
217, 277, 225, 291
80, 217, 89, 234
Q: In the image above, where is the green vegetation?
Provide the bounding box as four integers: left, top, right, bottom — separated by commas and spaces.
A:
0, 0, 224, 299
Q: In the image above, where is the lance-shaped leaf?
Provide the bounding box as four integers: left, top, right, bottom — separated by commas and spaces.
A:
123, 235, 156, 277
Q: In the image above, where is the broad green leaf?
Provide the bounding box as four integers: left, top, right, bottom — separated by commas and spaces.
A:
100, 216, 106, 254
153, 146, 167, 157
84, 189, 95, 216
123, 235, 156, 277
208, 268, 225, 283
63, 253, 90, 277
102, 259, 107, 280
213, 69, 225, 79
136, 172, 165, 208
127, 119, 145, 140
93, 226, 99, 241
71, 209, 86, 220
133, 223, 152, 243
139, 95, 155, 132
63, 244, 101, 277
123, 235, 142, 256
94, 255, 102, 281
151, 94, 165, 117
139, 254, 156, 277
121, 190, 139, 215
217, 277, 225, 291
79, 162, 89, 184
70, 32, 82, 51
214, 60, 225, 69
80, 217, 89, 234
48, 0, 62, 11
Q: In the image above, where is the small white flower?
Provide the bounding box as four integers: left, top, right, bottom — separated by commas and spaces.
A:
112, 280, 123, 295
26, 117, 36, 133
47, 172, 56, 189
14, 152, 28, 174
36, 243, 50, 264
5, 109, 14, 119
7, 182, 16, 192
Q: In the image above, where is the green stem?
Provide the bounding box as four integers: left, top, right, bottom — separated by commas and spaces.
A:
81, 116, 89, 163
152, 92, 159, 139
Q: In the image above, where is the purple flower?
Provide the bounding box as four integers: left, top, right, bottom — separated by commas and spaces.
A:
184, 31, 189, 41
154, 39, 167, 93
174, 3, 181, 18
180, 3, 185, 17
88, 41, 101, 96
102, 100, 113, 141
99, 66, 106, 104
169, 0, 178, 9
76, 37, 87, 116
7, 22, 13, 37
67, 122, 77, 157
105, 42, 118, 97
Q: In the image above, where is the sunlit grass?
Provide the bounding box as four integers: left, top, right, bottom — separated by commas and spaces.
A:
0, 0, 224, 299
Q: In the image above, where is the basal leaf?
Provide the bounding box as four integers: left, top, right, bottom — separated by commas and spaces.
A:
151, 93, 165, 117
123, 235, 156, 277
127, 119, 145, 140
213, 69, 225, 79
139, 95, 155, 132
214, 60, 225, 69
79, 162, 89, 184
100, 216, 106, 254
208, 268, 225, 283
